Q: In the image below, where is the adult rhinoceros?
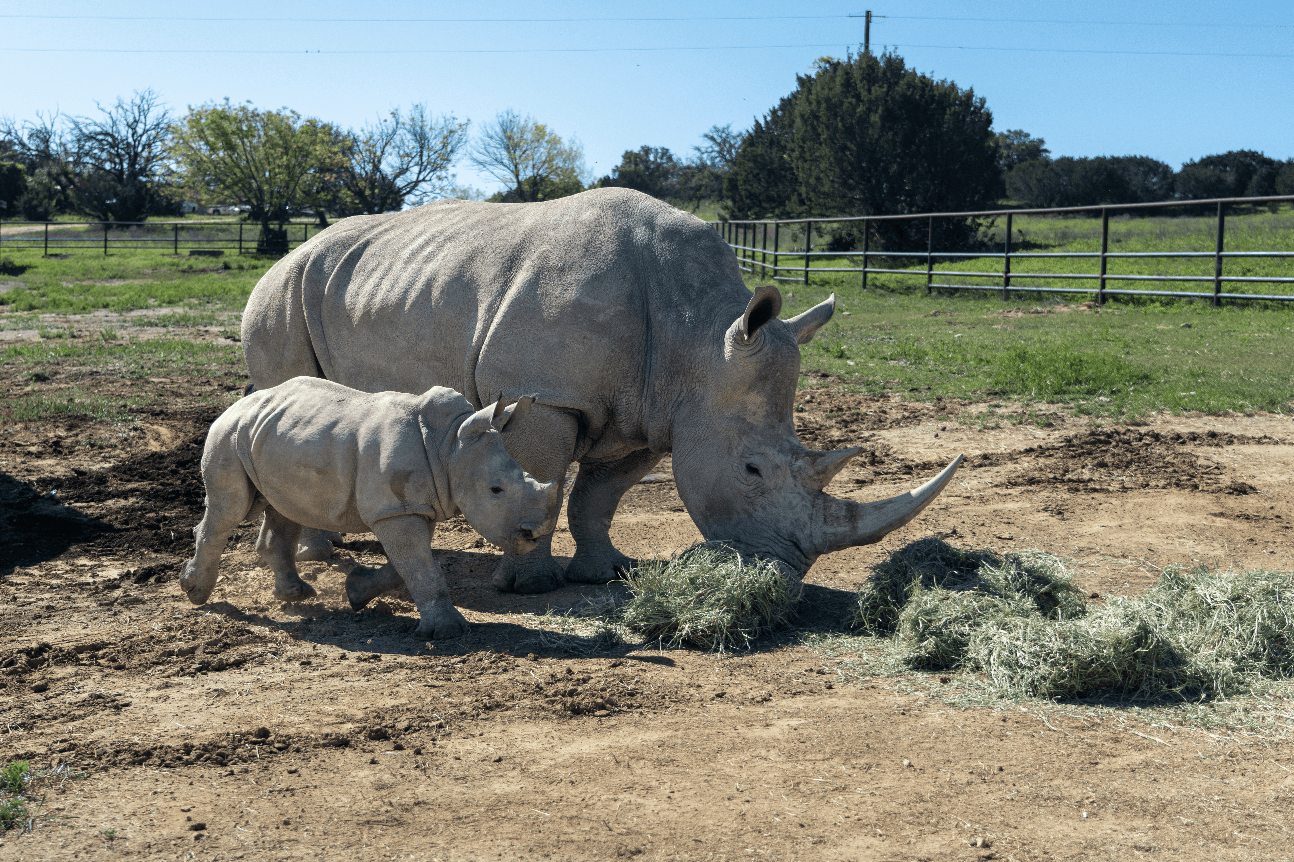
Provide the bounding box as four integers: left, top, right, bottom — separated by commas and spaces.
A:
241, 188, 960, 592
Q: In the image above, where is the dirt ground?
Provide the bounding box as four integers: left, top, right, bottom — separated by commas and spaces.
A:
3, 332, 1294, 861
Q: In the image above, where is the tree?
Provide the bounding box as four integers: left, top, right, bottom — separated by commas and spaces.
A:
1176, 150, 1280, 200
171, 100, 346, 252
1006, 155, 1175, 208
723, 96, 801, 219
1276, 160, 1294, 197
994, 129, 1049, 176
726, 51, 1000, 249
70, 89, 174, 222
0, 110, 79, 218
0, 162, 25, 215
339, 104, 469, 215
695, 124, 742, 172
597, 146, 680, 199
469, 110, 587, 203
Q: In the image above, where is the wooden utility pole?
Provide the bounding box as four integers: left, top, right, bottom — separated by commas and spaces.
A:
865, 10, 872, 54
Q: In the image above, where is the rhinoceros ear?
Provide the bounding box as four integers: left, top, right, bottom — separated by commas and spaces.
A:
493, 394, 535, 431
731, 285, 783, 344
784, 294, 836, 345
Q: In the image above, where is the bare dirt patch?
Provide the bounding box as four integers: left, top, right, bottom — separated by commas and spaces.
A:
3, 353, 1294, 860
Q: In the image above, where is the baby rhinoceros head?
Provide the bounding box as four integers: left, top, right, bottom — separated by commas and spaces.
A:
450, 395, 557, 555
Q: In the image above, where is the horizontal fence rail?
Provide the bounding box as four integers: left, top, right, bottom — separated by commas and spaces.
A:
0, 220, 320, 257
713, 195, 1294, 306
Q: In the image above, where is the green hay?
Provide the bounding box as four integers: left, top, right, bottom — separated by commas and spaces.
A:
619, 546, 798, 652
854, 539, 1294, 701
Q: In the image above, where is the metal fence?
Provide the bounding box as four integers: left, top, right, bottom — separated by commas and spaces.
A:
715, 195, 1294, 306
0, 219, 320, 256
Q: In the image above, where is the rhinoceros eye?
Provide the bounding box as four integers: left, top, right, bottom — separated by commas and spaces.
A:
745, 463, 762, 477
490, 486, 503, 495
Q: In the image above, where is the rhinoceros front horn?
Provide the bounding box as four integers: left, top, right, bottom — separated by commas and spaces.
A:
816, 455, 964, 555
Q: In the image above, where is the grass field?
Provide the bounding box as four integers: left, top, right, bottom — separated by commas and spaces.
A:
2, 207, 1293, 423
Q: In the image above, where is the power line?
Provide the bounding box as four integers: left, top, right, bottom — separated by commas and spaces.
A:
0, 14, 851, 23
878, 14, 1290, 29
1, 43, 1290, 58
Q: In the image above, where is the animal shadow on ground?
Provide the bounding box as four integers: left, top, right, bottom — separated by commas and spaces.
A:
0, 472, 109, 574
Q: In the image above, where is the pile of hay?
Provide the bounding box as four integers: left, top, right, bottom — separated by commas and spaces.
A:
855, 539, 1294, 701
619, 545, 798, 652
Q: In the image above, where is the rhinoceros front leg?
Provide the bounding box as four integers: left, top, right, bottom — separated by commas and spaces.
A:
564, 449, 665, 583
491, 404, 578, 594
369, 515, 467, 639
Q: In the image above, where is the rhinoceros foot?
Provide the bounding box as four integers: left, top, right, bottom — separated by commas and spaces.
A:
415, 602, 469, 640
493, 552, 566, 594
179, 559, 214, 605
345, 564, 403, 611
564, 547, 634, 584
272, 576, 318, 603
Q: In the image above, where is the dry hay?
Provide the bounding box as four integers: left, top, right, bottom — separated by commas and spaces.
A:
855, 539, 1294, 701
619, 546, 798, 652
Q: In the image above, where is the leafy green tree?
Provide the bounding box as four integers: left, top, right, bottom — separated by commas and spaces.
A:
1276, 160, 1294, 196
597, 146, 680, 199
1176, 150, 1280, 200
0, 162, 25, 215
994, 129, 1049, 177
171, 100, 346, 252
70, 89, 174, 223
723, 96, 800, 219
338, 104, 469, 215
789, 51, 1000, 247
0, 110, 78, 218
470, 110, 587, 203
1007, 155, 1174, 208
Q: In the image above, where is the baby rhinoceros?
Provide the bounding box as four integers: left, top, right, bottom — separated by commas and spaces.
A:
180, 377, 557, 638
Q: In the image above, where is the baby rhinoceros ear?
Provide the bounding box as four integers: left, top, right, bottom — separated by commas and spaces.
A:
462, 394, 537, 440
492, 393, 535, 432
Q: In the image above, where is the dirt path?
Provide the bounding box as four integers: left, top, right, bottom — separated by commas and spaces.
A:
3, 368, 1294, 860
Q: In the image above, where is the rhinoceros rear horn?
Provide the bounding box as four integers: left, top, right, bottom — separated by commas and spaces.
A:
817, 455, 964, 555
800, 446, 863, 491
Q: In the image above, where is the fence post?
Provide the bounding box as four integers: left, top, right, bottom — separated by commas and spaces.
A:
772, 221, 779, 280
44, 222, 49, 257
239, 222, 243, 255
103, 222, 109, 256
1002, 212, 1012, 301
925, 216, 934, 294
1097, 208, 1109, 306
761, 222, 768, 279
1213, 201, 1226, 307
803, 222, 812, 285
861, 219, 869, 291
173, 223, 178, 255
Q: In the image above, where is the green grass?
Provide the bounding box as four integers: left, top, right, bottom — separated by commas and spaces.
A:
773, 283, 1294, 418
0, 246, 271, 317
0, 761, 33, 832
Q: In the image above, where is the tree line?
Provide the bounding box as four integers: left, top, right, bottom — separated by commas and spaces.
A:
5, 58, 1292, 254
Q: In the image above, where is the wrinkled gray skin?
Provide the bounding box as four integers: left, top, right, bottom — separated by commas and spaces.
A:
241, 188, 960, 592
179, 378, 556, 638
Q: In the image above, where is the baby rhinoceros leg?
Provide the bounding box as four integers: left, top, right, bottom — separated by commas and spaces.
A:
181, 446, 265, 606
256, 508, 318, 602
344, 562, 404, 611
369, 515, 467, 639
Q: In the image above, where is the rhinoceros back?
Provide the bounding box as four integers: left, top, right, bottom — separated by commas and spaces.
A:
241, 188, 746, 445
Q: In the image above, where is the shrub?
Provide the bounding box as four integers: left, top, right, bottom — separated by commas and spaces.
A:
619, 545, 798, 651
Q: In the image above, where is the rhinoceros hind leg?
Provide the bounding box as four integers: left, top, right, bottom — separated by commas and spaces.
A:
181, 453, 263, 605
564, 450, 664, 584
295, 526, 338, 562
257, 509, 318, 602
493, 533, 567, 593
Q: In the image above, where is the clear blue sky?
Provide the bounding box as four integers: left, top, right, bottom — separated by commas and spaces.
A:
3, 0, 1291, 195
